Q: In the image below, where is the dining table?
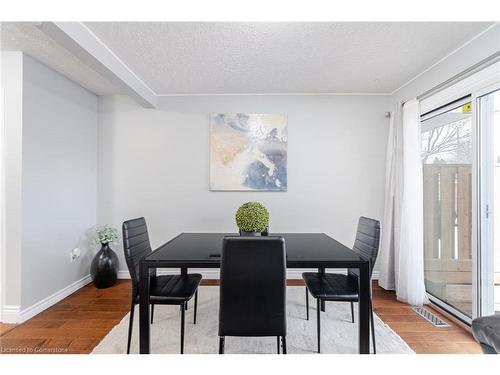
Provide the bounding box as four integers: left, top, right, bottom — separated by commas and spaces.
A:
139, 232, 372, 354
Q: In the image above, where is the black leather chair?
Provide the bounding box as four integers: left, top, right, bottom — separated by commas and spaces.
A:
218, 236, 287, 354
302, 216, 380, 353
472, 314, 500, 354
122, 217, 202, 354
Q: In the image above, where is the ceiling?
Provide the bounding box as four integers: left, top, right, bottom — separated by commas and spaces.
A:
0, 22, 122, 95
84, 22, 493, 94
1, 22, 494, 96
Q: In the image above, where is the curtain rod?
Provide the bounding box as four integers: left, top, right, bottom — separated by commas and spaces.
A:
416, 51, 500, 102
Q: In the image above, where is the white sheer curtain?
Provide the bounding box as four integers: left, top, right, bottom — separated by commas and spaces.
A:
378, 106, 398, 291
378, 99, 429, 306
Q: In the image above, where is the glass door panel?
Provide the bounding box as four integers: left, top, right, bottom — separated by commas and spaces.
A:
479, 88, 500, 316
421, 99, 473, 318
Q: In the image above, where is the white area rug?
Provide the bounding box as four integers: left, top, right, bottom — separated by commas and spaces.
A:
92, 286, 414, 354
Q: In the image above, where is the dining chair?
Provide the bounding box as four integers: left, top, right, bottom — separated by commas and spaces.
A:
122, 217, 202, 354
218, 236, 287, 354
302, 216, 380, 353
472, 314, 500, 353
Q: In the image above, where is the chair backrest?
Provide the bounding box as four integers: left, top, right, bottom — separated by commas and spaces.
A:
122, 217, 155, 300
348, 216, 381, 280
218, 236, 286, 337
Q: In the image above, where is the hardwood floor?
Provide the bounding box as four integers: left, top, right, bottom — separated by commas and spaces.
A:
0, 280, 131, 354
0, 280, 481, 354
371, 284, 481, 354
0, 324, 16, 337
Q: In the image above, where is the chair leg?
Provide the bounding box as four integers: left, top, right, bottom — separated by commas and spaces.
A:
219, 336, 225, 354
126, 302, 135, 354
370, 299, 376, 354
193, 290, 198, 324
316, 298, 321, 353
350, 301, 355, 323
277, 336, 280, 354
150, 304, 155, 324
305, 287, 309, 320
282, 336, 287, 354
180, 302, 185, 354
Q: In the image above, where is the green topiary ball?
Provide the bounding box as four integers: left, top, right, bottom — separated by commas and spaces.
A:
235, 202, 269, 233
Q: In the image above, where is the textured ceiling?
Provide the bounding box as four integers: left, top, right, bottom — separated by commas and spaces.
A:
1, 22, 494, 96
0, 22, 122, 95
84, 22, 493, 95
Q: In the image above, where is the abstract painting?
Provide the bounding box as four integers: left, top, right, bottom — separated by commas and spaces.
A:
210, 113, 287, 191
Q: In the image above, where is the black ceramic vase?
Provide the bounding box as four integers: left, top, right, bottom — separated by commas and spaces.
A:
239, 230, 260, 236
90, 243, 119, 289
239, 228, 269, 236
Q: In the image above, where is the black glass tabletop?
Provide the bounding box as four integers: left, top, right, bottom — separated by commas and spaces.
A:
144, 233, 368, 268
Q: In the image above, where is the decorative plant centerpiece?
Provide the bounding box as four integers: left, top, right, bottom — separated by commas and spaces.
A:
235, 202, 269, 236
90, 225, 120, 289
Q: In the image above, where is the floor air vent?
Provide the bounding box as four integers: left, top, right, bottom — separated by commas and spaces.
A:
411, 307, 451, 327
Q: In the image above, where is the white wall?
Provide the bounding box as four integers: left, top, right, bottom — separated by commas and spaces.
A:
1, 52, 24, 316
98, 94, 390, 274
20, 54, 98, 310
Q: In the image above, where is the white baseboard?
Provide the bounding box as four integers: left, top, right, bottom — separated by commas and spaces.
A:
1, 305, 21, 324
118, 269, 380, 280
1, 274, 92, 324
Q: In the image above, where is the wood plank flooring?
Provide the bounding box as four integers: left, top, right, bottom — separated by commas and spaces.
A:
371, 284, 481, 354
0, 280, 481, 354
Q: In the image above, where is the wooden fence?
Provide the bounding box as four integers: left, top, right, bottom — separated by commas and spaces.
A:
423, 164, 472, 309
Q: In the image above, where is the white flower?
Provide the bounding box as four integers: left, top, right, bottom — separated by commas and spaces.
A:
94, 225, 118, 245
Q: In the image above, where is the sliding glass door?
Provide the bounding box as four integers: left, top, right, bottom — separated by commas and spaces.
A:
421, 98, 474, 319
421, 81, 500, 322
478, 86, 500, 316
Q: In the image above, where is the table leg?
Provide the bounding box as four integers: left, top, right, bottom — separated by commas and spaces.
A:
181, 267, 188, 310
139, 262, 151, 354
318, 268, 326, 312
358, 262, 370, 354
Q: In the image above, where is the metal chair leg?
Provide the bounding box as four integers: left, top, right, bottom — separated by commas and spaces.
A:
126, 302, 135, 354
305, 288, 309, 320
219, 336, 225, 354
370, 299, 376, 354
277, 336, 280, 354
282, 336, 287, 354
350, 301, 355, 323
316, 298, 321, 353
193, 290, 198, 324
180, 302, 185, 354
150, 304, 155, 324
